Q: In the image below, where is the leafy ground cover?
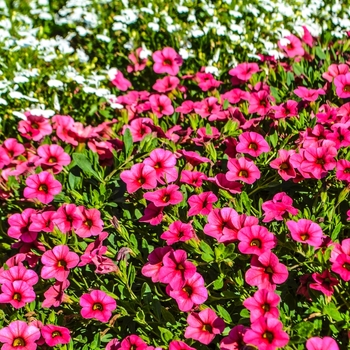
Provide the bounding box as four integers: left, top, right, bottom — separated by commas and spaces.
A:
1, 0, 350, 349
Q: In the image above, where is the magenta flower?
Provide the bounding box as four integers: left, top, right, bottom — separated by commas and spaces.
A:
120, 335, 147, 350
41, 245, 79, 281
278, 34, 305, 57
42, 280, 70, 308
309, 270, 339, 296
127, 118, 154, 142
106, 339, 121, 350
139, 203, 164, 226
188, 191, 218, 216
23, 171, 62, 204
180, 170, 207, 188
334, 73, 350, 98
331, 253, 350, 281
302, 26, 314, 47
29, 211, 55, 233
110, 69, 132, 91
168, 272, 208, 311
245, 251, 288, 291
80, 289, 117, 323
243, 317, 289, 350
169, 340, 195, 350
127, 47, 148, 73
0, 265, 38, 286
153, 76, 179, 93
247, 90, 272, 116
52, 204, 83, 233
158, 249, 196, 288
160, 221, 195, 245
120, 163, 157, 193
322, 64, 349, 82
270, 149, 296, 181
227, 157, 261, 184
220, 325, 248, 350
184, 308, 225, 345
294, 86, 325, 101
236, 131, 270, 157
37, 144, 71, 174
0, 320, 41, 350
179, 150, 212, 166
272, 100, 298, 119
237, 225, 277, 255
18, 114, 52, 141
41, 325, 71, 347
75, 207, 104, 238
286, 219, 325, 247
0, 280, 36, 308
149, 94, 174, 118
261, 192, 298, 222
195, 72, 222, 91
152, 47, 183, 75
228, 62, 260, 81
306, 336, 339, 350
8, 208, 37, 243
243, 289, 280, 322
143, 185, 183, 207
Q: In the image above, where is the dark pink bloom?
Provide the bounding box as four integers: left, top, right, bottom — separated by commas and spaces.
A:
184, 308, 225, 345
120, 335, 147, 350
327, 123, 350, 149
334, 73, 350, 98
1, 138, 25, 160
330, 238, 350, 264
331, 253, 350, 281
149, 94, 174, 118
245, 251, 288, 291
168, 272, 208, 311
153, 47, 183, 75
180, 170, 207, 188
0, 280, 35, 308
236, 131, 270, 157
42, 280, 70, 308
41, 245, 79, 281
75, 207, 104, 238
106, 339, 121, 350
52, 204, 83, 233
23, 171, 62, 204
278, 34, 305, 57
302, 26, 314, 47
144, 185, 183, 207
237, 225, 277, 255
169, 340, 195, 350
143, 149, 178, 184
188, 191, 218, 216
127, 47, 148, 73
139, 203, 164, 225
229, 62, 260, 81
18, 114, 52, 141
29, 211, 55, 233
194, 97, 221, 118
248, 91, 271, 116
261, 192, 298, 222
243, 289, 280, 322
195, 72, 222, 91
158, 249, 196, 288
227, 157, 261, 184
243, 317, 289, 350
141, 246, 173, 283
322, 64, 349, 82
272, 100, 298, 119
309, 270, 339, 296
110, 70, 132, 91
220, 325, 248, 350
8, 208, 38, 243
127, 118, 154, 142
221, 89, 249, 104
306, 337, 339, 350
37, 144, 71, 174
179, 150, 212, 166
160, 221, 195, 245
175, 100, 194, 114
294, 86, 325, 101
41, 325, 71, 347
286, 219, 324, 247
153, 76, 180, 93
0, 265, 38, 286
336, 159, 350, 182
270, 149, 296, 180
0, 320, 40, 349
80, 289, 117, 323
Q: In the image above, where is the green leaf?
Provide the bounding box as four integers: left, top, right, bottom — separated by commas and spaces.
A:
72, 153, 102, 181
293, 321, 314, 337
217, 305, 232, 323
123, 128, 133, 157
159, 327, 173, 342
315, 46, 326, 60
323, 303, 343, 322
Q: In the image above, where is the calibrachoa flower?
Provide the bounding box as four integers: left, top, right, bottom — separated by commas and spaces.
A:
149, 94, 174, 118
41, 325, 71, 347
80, 290, 117, 323
152, 47, 183, 75
42, 280, 70, 308
220, 325, 248, 350
75, 207, 104, 238
52, 204, 83, 233
309, 270, 339, 296
23, 171, 62, 204
184, 308, 225, 345
0, 320, 41, 350
120, 163, 157, 193
0, 280, 36, 308
278, 34, 304, 57
334, 73, 350, 98
226, 157, 261, 184
41, 245, 79, 281
286, 219, 325, 247
306, 336, 339, 350
143, 185, 183, 207
0, 265, 38, 286
8, 208, 37, 243
229, 62, 260, 81
37, 144, 71, 174
243, 317, 289, 350
160, 221, 195, 245
236, 131, 270, 157
120, 335, 148, 350
169, 340, 196, 350
270, 149, 296, 181
261, 192, 298, 222
187, 191, 218, 216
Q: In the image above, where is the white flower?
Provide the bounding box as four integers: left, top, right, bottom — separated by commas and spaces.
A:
179, 48, 189, 59
97, 34, 111, 42
0, 97, 7, 105
107, 68, 118, 81
177, 6, 189, 13
205, 66, 219, 76
148, 22, 159, 31
47, 79, 64, 88
13, 111, 27, 119
13, 76, 29, 83
95, 88, 110, 97
30, 109, 55, 118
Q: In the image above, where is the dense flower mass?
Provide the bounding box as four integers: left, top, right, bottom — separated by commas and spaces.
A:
0, 0, 350, 349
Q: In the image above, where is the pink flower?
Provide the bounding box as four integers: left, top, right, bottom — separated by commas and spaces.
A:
322, 64, 349, 82
194, 97, 221, 118
237, 225, 277, 255
180, 170, 207, 188
41, 245, 79, 281
169, 340, 195, 350
149, 94, 174, 118
331, 253, 350, 281
75, 207, 104, 238
80, 290, 117, 323
52, 204, 83, 233
309, 270, 339, 296
127, 118, 154, 142
0, 320, 41, 350
41, 325, 71, 347
286, 219, 325, 247
176, 100, 195, 114
272, 100, 298, 119
188, 191, 218, 216
236, 131, 270, 157
18, 114, 52, 141
106, 339, 121, 350
270, 149, 296, 181
153, 76, 180, 92
23, 171, 62, 204
196, 72, 222, 91
306, 337, 339, 350
248, 90, 272, 116
227, 157, 261, 184
243, 289, 280, 322
127, 47, 148, 73
42, 280, 70, 308
0, 265, 38, 286
152, 47, 183, 75
120, 335, 147, 350
139, 203, 164, 226
278, 34, 305, 57
37, 144, 71, 174
158, 249, 196, 288
229, 63, 260, 81
220, 325, 248, 350
8, 208, 38, 243
294, 86, 325, 101
243, 317, 289, 350
334, 73, 350, 98
184, 308, 225, 345
179, 150, 212, 166
143, 149, 178, 184
160, 221, 195, 245
29, 211, 55, 233
302, 26, 314, 47
0, 280, 36, 308
245, 251, 288, 291
120, 163, 157, 193
110, 69, 132, 91
261, 192, 298, 222
143, 185, 183, 207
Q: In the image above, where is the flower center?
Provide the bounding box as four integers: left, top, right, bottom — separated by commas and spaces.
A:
248, 143, 258, 150
262, 331, 274, 343
280, 163, 289, 170
344, 168, 350, 174
57, 260, 67, 268
163, 59, 172, 66
316, 158, 325, 165
138, 177, 145, 185
13, 292, 22, 301
93, 302, 103, 310
12, 338, 25, 347
300, 233, 309, 241
342, 263, 350, 271
262, 303, 270, 311
238, 170, 249, 178
250, 239, 261, 247
52, 331, 62, 338
344, 85, 350, 92
265, 266, 274, 275
182, 285, 193, 296
202, 324, 212, 332
84, 219, 93, 228
48, 157, 57, 163
177, 263, 185, 271
39, 184, 48, 193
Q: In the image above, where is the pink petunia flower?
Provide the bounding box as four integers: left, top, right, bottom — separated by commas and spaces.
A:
80, 290, 117, 323
228, 62, 260, 81
237, 225, 277, 255
41, 325, 71, 347
309, 270, 339, 296
106, 339, 121, 350
247, 90, 272, 116
0, 320, 41, 349
220, 325, 248, 350
75, 207, 104, 238
243, 317, 289, 350
226, 157, 261, 184
261, 192, 298, 222
286, 219, 325, 247
278, 34, 305, 57
272, 100, 298, 119
306, 336, 339, 350
0, 280, 36, 308
184, 308, 225, 345
41, 245, 79, 281
160, 221, 195, 245
139, 203, 164, 226
243, 289, 280, 322
195, 72, 222, 91
23, 171, 62, 204
153, 76, 180, 93
126, 118, 154, 142
109, 69, 132, 91
8, 208, 38, 243
37, 144, 71, 174
169, 340, 195, 350
29, 211, 55, 233
180, 170, 207, 188
120, 163, 157, 193
18, 114, 52, 141
334, 73, 350, 98
245, 251, 288, 291
143, 185, 183, 207
188, 191, 218, 216
322, 64, 349, 82
179, 150, 212, 166
236, 131, 270, 157
302, 26, 314, 47
52, 204, 83, 233
120, 335, 147, 350
294, 86, 325, 101
270, 149, 296, 181
127, 47, 148, 73
42, 280, 70, 308
149, 94, 174, 118
152, 47, 183, 75
0, 265, 38, 286
331, 253, 350, 281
